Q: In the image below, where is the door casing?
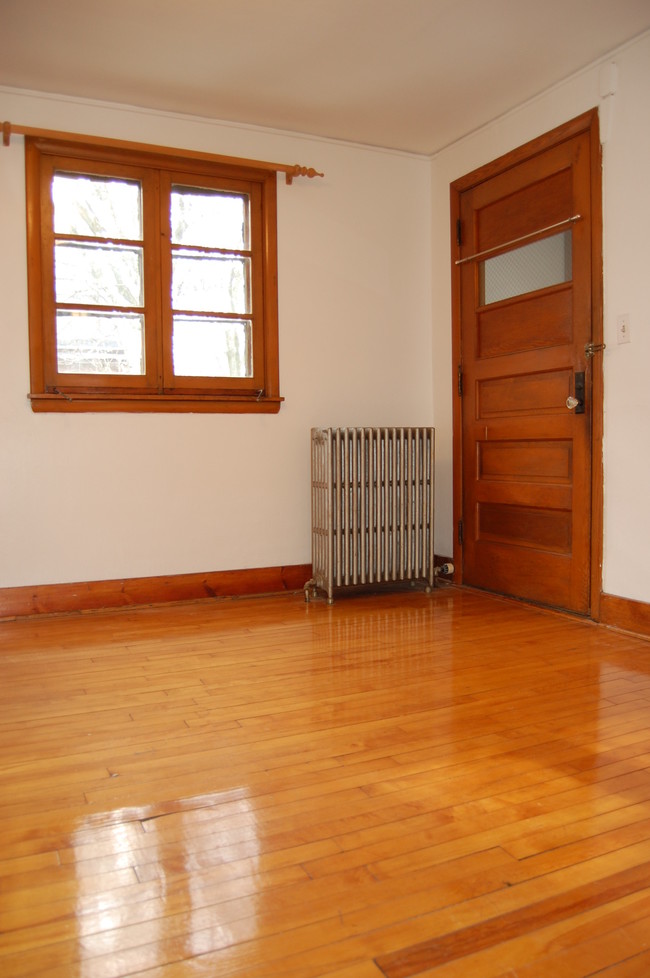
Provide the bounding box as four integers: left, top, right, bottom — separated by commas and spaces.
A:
450, 109, 604, 618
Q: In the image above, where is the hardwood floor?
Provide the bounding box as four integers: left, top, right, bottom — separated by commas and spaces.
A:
1, 586, 650, 977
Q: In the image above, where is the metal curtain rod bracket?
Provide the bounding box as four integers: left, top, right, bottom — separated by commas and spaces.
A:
455, 214, 582, 266
0, 121, 324, 184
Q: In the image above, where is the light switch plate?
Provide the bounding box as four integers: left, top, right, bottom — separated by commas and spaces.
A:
616, 314, 631, 344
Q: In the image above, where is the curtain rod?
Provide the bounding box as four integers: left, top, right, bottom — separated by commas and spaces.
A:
455, 215, 581, 266
0, 120, 324, 185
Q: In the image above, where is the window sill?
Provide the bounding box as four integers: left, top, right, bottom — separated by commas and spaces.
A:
28, 392, 284, 414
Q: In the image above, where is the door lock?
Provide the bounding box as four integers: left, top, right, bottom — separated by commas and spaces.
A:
566, 371, 585, 414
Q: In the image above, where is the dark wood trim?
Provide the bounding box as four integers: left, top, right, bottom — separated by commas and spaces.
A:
599, 592, 650, 639
1, 557, 457, 620
28, 393, 283, 413
0, 564, 312, 619
588, 112, 605, 621
449, 181, 463, 586
450, 109, 600, 193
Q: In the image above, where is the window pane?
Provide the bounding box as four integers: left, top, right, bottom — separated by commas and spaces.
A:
479, 231, 572, 305
55, 242, 144, 307
53, 174, 142, 239
56, 312, 145, 374
171, 187, 248, 250
172, 251, 250, 313
172, 316, 251, 377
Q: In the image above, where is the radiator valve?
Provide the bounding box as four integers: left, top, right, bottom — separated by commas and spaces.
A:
434, 563, 454, 577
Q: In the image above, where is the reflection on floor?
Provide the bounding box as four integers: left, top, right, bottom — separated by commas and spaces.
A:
1, 586, 650, 977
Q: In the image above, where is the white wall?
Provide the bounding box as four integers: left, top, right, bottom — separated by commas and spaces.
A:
3, 30, 649, 603
0, 90, 433, 587
430, 30, 650, 604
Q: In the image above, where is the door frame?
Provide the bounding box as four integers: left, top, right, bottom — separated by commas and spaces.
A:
449, 109, 604, 619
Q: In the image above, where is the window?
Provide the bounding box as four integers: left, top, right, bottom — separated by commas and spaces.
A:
479, 230, 573, 306
25, 137, 281, 412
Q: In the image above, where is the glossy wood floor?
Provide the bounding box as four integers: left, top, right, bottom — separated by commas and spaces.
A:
2, 586, 650, 978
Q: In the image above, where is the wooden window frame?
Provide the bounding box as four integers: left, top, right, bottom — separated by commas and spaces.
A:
25, 136, 282, 413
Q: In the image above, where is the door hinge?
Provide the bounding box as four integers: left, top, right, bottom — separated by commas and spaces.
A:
458, 519, 464, 545
457, 364, 463, 397
456, 218, 462, 247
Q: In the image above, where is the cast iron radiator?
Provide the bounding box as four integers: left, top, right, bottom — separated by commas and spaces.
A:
305, 427, 435, 603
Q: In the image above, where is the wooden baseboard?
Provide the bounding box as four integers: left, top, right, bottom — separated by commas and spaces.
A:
0, 564, 312, 619
0, 554, 463, 620
599, 592, 650, 639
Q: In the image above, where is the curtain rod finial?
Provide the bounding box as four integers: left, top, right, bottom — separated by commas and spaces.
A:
285, 164, 324, 185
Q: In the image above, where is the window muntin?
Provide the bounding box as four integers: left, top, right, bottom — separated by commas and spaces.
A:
26, 138, 280, 412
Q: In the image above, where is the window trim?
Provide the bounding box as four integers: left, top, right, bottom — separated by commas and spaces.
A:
25, 136, 282, 413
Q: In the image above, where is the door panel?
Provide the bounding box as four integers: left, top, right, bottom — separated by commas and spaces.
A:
478, 501, 572, 553
478, 440, 572, 483
477, 288, 572, 358
474, 165, 573, 251
452, 116, 600, 614
477, 367, 574, 417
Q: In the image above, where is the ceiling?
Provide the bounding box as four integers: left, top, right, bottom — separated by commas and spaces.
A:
2, 0, 650, 155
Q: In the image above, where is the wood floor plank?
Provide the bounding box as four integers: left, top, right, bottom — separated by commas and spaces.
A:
588, 950, 650, 977
1, 589, 650, 977
374, 864, 650, 977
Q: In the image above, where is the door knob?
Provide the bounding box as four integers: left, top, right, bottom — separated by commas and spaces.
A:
566, 396, 580, 410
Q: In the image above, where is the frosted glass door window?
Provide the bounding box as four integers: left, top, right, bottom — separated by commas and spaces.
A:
480, 230, 572, 306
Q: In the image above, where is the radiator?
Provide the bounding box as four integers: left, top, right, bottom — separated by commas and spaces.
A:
305, 427, 435, 603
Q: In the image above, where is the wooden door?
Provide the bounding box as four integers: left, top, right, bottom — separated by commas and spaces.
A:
451, 112, 603, 615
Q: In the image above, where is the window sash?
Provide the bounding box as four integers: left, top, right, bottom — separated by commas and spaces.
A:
158, 170, 264, 394
38, 154, 159, 392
